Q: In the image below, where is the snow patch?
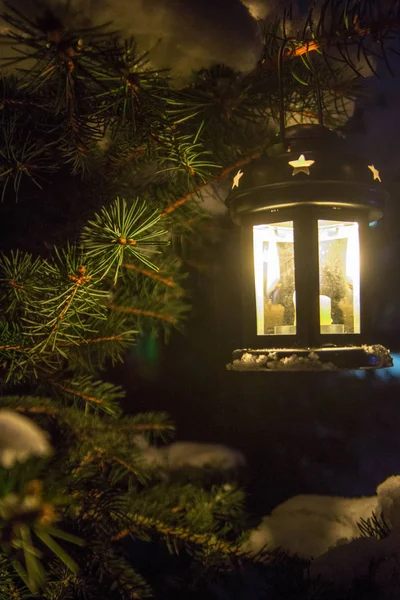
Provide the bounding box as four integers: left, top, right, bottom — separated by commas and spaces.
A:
0, 409, 52, 467
244, 475, 400, 560
136, 436, 246, 471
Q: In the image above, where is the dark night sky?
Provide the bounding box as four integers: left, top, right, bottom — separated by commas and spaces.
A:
0, 0, 294, 74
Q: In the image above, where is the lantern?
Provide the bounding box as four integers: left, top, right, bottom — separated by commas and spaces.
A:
227, 124, 393, 371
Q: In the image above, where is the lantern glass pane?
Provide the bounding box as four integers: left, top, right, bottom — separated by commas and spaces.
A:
318, 220, 360, 334
253, 222, 296, 335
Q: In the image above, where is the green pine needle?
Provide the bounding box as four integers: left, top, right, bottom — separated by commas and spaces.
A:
81, 196, 170, 282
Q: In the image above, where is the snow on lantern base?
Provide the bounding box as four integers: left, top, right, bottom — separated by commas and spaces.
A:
227, 345, 393, 372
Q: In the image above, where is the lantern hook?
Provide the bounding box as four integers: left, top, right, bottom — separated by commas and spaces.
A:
277, 37, 324, 146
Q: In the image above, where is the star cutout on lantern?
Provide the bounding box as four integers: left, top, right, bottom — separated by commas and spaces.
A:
368, 164, 381, 183
232, 169, 244, 189
288, 154, 315, 176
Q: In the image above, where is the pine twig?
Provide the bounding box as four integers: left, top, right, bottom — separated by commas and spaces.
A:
14, 406, 59, 416
259, 16, 400, 71
0, 344, 31, 352
61, 334, 126, 346
52, 266, 92, 334
160, 151, 262, 216
53, 382, 104, 406
121, 264, 176, 288
76, 445, 140, 477
112, 514, 246, 558
108, 303, 177, 325
92, 447, 141, 477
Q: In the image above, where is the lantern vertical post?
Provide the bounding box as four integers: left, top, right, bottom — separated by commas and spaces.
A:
293, 208, 320, 348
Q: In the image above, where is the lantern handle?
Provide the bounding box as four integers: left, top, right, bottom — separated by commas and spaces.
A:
308, 52, 324, 127
277, 38, 291, 145
277, 38, 324, 145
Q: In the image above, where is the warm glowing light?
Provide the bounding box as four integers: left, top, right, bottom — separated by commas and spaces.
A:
253, 222, 296, 335
253, 220, 361, 337
318, 220, 360, 334
319, 295, 332, 326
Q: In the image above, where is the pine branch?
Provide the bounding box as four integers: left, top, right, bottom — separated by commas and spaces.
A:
71, 542, 153, 599
22, 250, 109, 355
76, 446, 142, 479
0, 555, 31, 600
85, 412, 175, 442
91, 36, 170, 134
259, 0, 400, 76
108, 304, 178, 325
160, 150, 263, 216
111, 514, 248, 558
61, 333, 131, 346
81, 197, 169, 282
14, 405, 59, 416
156, 128, 220, 183
0, 397, 175, 450
0, 115, 59, 201
121, 264, 176, 288
358, 511, 391, 540
107, 254, 190, 337
51, 377, 125, 417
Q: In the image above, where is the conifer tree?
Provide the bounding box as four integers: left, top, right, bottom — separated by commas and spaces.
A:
0, 1, 399, 598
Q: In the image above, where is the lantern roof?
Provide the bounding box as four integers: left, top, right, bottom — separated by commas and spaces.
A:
228, 124, 388, 225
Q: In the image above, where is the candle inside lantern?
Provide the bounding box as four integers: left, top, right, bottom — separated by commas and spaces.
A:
319, 295, 332, 325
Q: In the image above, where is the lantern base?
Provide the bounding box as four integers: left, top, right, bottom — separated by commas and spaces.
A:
227, 345, 393, 372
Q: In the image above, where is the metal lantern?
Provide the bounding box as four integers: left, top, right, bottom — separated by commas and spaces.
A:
227, 124, 393, 371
